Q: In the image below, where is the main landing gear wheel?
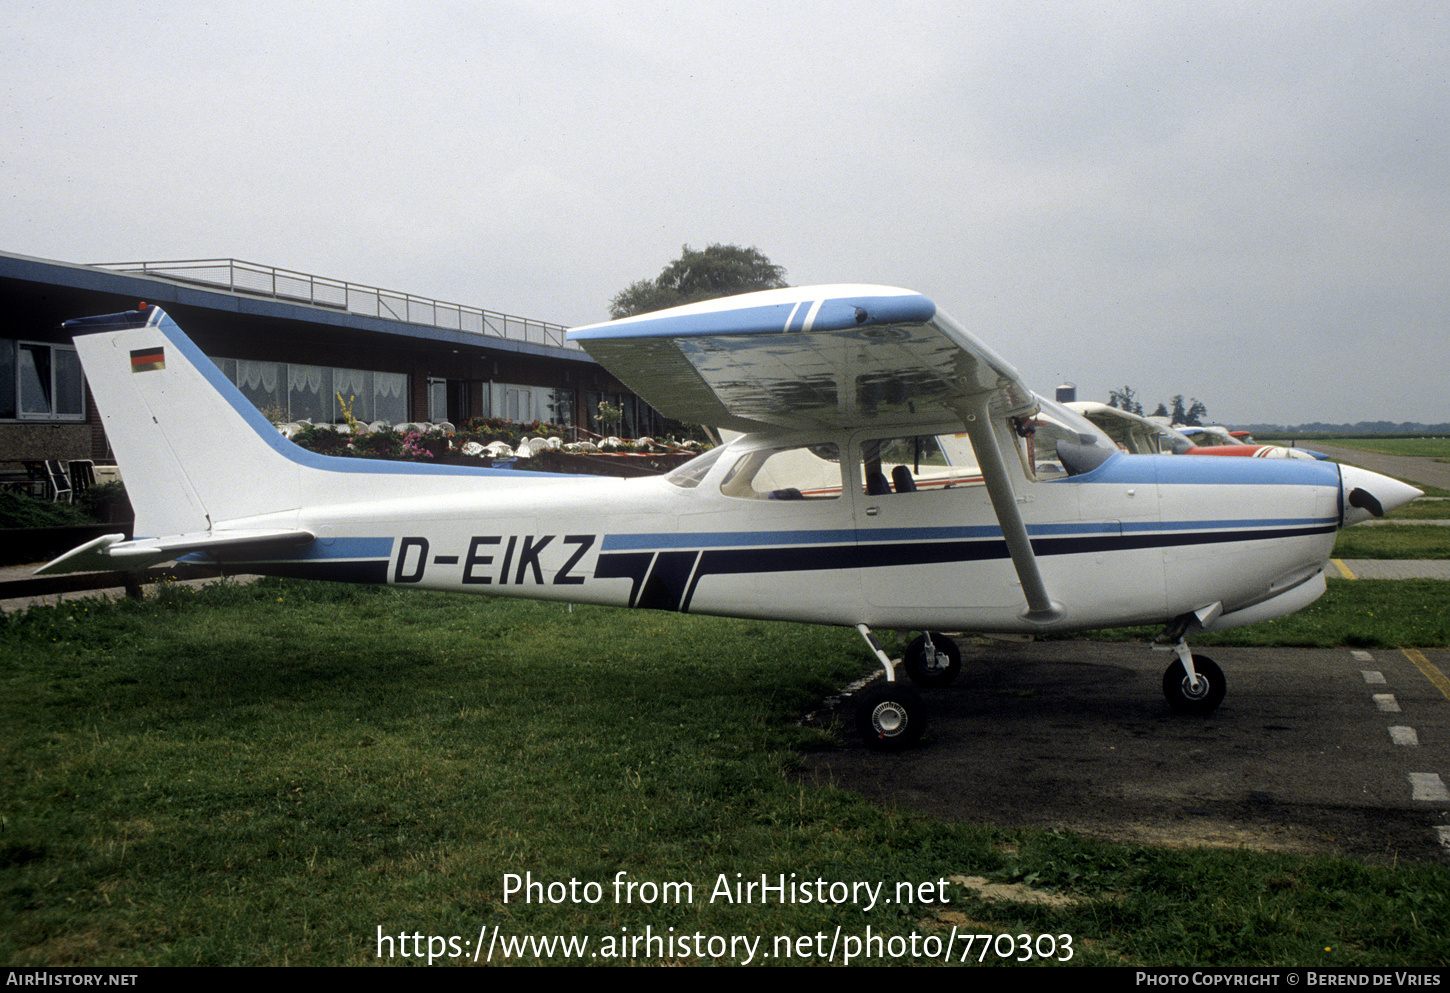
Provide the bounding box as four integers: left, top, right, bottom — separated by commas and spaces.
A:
1162, 654, 1225, 715
903, 632, 962, 688
857, 682, 925, 751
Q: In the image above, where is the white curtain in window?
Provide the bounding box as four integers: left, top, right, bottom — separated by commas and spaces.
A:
334, 368, 368, 400
374, 372, 405, 399
289, 365, 324, 394
236, 360, 279, 393
374, 371, 407, 423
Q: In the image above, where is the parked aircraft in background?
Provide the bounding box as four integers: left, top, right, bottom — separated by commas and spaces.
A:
42, 290, 1419, 748
1180, 424, 1240, 447
1176, 424, 1326, 459
1071, 403, 1327, 460
1067, 402, 1182, 455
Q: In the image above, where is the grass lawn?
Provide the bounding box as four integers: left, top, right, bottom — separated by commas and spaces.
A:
1070, 578, 1450, 648
1334, 524, 1450, 560
3, 579, 1448, 967
1387, 499, 1450, 520
1304, 438, 1450, 459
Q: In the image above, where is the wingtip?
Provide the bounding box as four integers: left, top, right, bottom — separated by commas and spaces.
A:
35, 533, 129, 575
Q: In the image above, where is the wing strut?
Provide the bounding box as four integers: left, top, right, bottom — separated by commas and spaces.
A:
956, 398, 1063, 624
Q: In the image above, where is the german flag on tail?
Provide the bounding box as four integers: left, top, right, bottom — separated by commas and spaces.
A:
129, 346, 165, 372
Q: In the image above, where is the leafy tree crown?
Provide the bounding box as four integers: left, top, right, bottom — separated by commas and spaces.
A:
609, 244, 788, 318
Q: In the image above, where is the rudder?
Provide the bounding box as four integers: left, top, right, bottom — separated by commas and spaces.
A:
67, 306, 302, 538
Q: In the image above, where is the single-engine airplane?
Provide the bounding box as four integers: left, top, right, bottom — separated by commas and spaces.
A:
42, 288, 1420, 749
1176, 423, 1328, 460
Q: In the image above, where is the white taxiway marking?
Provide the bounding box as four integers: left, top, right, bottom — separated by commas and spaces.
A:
1361, 670, 1386, 684
1389, 726, 1419, 746
1351, 650, 1374, 661
1373, 694, 1401, 713
1409, 773, 1449, 802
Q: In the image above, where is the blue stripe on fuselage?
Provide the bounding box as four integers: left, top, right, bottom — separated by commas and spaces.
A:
602, 529, 858, 551
1064, 451, 1342, 489
602, 515, 1336, 553
178, 535, 395, 564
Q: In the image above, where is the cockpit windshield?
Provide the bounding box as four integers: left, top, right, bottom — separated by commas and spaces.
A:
1034, 395, 1114, 446
1014, 395, 1117, 479
664, 445, 728, 488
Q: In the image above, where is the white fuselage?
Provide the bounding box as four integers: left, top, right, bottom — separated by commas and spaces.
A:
62, 305, 1390, 641
216, 427, 1343, 636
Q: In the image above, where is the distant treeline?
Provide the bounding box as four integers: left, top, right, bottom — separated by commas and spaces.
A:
1243, 422, 1450, 437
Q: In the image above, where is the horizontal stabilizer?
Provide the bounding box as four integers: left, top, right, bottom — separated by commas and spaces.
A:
37, 529, 316, 575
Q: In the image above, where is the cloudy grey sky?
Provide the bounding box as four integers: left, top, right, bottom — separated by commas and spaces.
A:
4, 1, 1446, 425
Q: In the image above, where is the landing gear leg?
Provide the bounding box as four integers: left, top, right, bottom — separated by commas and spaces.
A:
1154, 612, 1227, 715
1156, 637, 1226, 715
853, 624, 926, 751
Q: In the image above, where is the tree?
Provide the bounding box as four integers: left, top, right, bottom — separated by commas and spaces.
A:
609, 244, 788, 319
1151, 402, 1169, 418
1166, 394, 1208, 426
608, 279, 682, 319
1107, 385, 1143, 415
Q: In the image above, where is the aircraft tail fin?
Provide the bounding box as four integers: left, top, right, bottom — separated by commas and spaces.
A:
64, 306, 305, 539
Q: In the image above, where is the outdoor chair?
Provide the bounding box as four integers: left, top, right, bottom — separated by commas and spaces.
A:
43, 460, 73, 503
68, 460, 96, 494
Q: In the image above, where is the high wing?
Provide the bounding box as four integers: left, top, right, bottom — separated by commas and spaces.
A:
570, 285, 1037, 433
571, 285, 1062, 621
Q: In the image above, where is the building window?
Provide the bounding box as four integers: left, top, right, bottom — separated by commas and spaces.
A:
484, 382, 573, 427
586, 390, 663, 438
1, 341, 85, 421
427, 378, 449, 422
217, 357, 408, 425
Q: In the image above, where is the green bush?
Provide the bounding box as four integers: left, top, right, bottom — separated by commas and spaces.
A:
0, 489, 95, 528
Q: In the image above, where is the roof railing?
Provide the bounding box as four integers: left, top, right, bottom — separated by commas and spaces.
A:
90, 258, 580, 351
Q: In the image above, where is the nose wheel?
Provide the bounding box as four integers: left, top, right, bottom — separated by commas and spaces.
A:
1154, 617, 1227, 715
1162, 653, 1225, 714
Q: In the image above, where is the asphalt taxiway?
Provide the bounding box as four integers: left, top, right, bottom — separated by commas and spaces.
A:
806, 638, 1450, 861
804, 446, 1450, 860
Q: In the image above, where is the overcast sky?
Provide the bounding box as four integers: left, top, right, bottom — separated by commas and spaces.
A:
4, 1, 1446, 425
